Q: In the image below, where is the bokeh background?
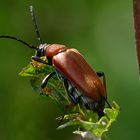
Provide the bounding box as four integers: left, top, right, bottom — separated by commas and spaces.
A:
0, 0, 139, 140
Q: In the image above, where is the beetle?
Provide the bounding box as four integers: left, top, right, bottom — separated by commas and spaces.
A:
0, 6, 111, 117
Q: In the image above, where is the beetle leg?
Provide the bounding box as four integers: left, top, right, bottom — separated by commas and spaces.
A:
32, 56, 48, 64
63, 78, 80, 104
41, 71, 56, 89
96, 71, 106, 93
96, 71, 111, 108
55, 69, 82, 104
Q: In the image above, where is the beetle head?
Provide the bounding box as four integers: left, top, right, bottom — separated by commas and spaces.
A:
32, 44, 51, 65
36, 44, 47, 57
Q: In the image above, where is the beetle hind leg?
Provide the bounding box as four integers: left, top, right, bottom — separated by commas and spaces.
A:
96, 71, 111, 108
96, 71, 106, 92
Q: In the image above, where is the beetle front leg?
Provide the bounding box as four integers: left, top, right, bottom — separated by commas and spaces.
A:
32, 56, 48, 64
41, 71, 56, 89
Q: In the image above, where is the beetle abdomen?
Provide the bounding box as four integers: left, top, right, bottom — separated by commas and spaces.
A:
52, 48, 106, 102
55, 69, 105, 114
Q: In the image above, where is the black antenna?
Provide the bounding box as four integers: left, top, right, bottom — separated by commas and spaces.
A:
30, 5, 43, 44
0, 35, 37, 50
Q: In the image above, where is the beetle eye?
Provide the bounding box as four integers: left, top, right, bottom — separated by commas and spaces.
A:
36, 48, 45, 57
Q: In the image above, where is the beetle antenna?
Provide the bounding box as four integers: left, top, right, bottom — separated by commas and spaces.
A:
30, 5, 43, 44
0, 35, 37, 50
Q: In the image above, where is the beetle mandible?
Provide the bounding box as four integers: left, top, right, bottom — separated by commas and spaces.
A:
0, 6, 111, 117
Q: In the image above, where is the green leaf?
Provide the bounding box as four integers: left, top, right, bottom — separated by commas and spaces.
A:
19, 63, 37, 77
58, 101, 120, 138
19, 61, 70, 111
19, 62, 54, 77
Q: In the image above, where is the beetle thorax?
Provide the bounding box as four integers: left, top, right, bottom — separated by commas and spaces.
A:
46, 44, 66, 58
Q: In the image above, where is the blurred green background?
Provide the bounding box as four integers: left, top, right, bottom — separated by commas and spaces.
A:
0, 0, 139, 140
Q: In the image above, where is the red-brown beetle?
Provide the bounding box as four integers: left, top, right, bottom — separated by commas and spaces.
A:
0, 6, 110, 117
